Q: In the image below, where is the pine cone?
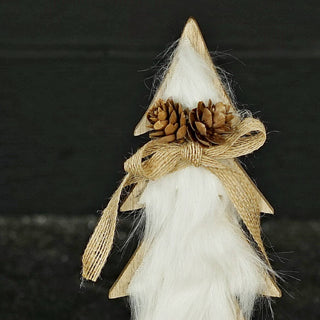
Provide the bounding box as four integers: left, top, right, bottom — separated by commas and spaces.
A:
147, 98, 187, 143
187, 100, 234, 147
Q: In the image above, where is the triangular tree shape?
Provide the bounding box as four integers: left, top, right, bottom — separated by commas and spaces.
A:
110, 17, 281, 299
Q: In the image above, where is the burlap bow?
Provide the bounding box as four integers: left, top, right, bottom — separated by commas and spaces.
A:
82, 117, 269, 281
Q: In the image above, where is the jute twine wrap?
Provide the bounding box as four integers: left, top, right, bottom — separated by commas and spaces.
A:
82, 117, 269, 281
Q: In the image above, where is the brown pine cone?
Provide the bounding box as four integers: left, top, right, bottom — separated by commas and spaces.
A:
147, 98, 187, 143
187, 100, 234, 147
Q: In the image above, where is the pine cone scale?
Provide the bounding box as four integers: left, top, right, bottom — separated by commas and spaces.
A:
213, 113, 225, 128
158, 110, 167, 120
158, 134, 176, 143
188, 110, 197, 131
195, 121, 207, 136
176, 125, 187, 141
165, 123, 179, 135
169, 110, 178, 124
154, 120, 168, 130
180, 112, 187, 126
149, 130, 165, 137
202, 108, 213, 128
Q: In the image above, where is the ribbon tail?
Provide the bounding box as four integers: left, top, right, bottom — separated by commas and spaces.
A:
82, 173, 133, 281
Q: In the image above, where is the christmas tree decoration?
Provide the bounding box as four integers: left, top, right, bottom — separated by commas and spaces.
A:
82, 17, 281, 319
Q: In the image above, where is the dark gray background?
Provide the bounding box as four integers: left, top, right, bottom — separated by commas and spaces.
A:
0, 1, 319, 319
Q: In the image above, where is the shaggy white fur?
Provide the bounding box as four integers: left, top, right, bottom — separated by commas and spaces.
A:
128, 38, 270, 320
162, 38, 227, 111
128, 167, 269, 320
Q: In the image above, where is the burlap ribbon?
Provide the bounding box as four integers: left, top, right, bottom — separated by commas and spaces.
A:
82, 117, 269, 281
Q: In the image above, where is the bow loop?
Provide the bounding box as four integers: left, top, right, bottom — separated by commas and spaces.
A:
82, 117, 268, 282
206, 118, 266, 160
124, 151, 142, 176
